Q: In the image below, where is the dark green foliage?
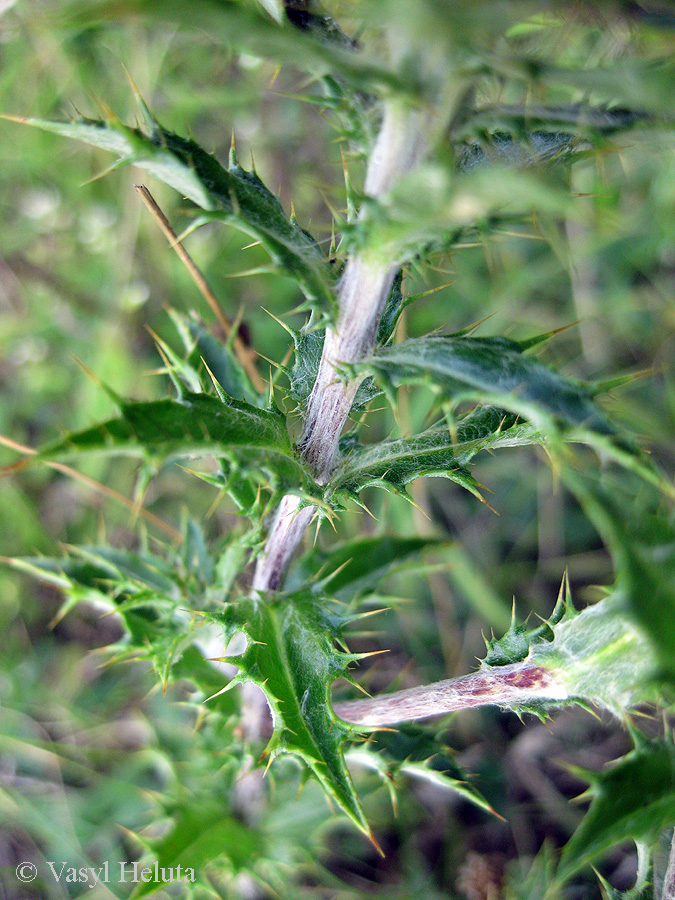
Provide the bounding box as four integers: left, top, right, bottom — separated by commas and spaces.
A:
555, 735, 675, 888
214, 590, 374, 839
365, 334, 613, 433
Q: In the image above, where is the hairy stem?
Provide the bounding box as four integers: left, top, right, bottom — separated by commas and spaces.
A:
333, 661, 569, 726
251, 100, 428, 594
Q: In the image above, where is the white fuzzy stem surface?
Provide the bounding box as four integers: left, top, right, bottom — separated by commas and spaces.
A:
334, 661, 569, 726
251, 100, 427, 594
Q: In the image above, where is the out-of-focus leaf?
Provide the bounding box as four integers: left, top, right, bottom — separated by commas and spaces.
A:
555, 736, 675, 887
454, 104, 650, 139
457, 131, 578, 171
503, 844, 560, 900
131, 801, 264, 899
563, 474, 675, 681
184, 316, 262, 407
356, 161, 573, 264
60, 0, 405, 94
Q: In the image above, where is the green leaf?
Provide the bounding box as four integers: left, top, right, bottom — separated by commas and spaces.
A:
479, 572, 660, 716
457, 131, 578, 172
184, 315, 262, 407
555, 737, 675, 887
356, 162, 573, 264
563, 474, 675, 681
216, 591, 374, 843
35, 390, 316, 495
130, 801, 264, 899
330, 425, 484, 501
329, 406, 534, 502
483, 577, 571, 668
6, 542, 219, 686
503, 844, 561, 900
285, 533, 444, 600
348, 722, 497, 818
454, 104, 649, 139
61, 0, 406, 96
10, 113, 333, 306
365, 335, 613, 435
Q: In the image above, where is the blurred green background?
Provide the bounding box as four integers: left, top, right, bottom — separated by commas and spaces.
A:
1, 1, 674, 898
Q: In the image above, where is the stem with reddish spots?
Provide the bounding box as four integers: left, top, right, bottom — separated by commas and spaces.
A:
333, 661, 569, 726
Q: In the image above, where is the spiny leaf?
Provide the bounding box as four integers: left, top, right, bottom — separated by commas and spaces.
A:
9, 113, 334, 307
328, 405, 540, 502
479, 575, 659, 716
555, 736, 675, 887
182, 314, 263, 407
483, 576, 573, 668
456, 131, 578, 172
454, 104, 650, 140
563, 473, 675, 682
6, 543, 222, 684
285, 533, 444, 600
215, 591, 373, 842
329, 424, 484, 501
364, 334, 614, 435
61, 0, 406, 96
348, 723, 497, 818
32, 391, 316, 497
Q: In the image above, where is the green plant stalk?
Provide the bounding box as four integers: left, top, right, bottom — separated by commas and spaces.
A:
252, 99, 428, 594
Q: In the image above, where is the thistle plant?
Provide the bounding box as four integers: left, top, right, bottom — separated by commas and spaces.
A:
4, 1, 675, 898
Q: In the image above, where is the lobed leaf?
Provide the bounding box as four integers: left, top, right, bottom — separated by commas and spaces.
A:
555, 736, 675, 888
6, 542, 221, 686
215, 591, 374, 841
9, 113, 334, 306
34, 390, 317, 497
478, 573, 660, 717
329, 406, 534, 502
348, 723, 497, 818
285, 533, 444, 600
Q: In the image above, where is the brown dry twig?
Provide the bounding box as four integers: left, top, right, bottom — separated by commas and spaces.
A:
134, 184, 265, 393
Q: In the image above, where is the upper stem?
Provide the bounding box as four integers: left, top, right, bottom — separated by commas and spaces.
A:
252, 100, 428, 593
